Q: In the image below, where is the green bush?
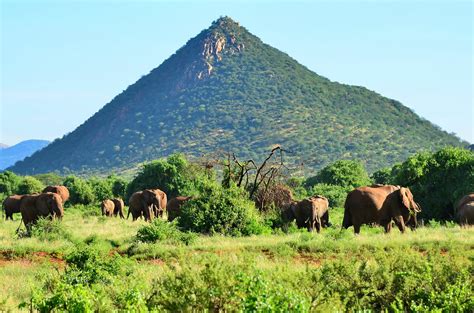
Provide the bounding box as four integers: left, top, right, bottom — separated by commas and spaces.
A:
0, 171, 21, 195
25, 246, 137, 312
136, 219, 196, 245
306, 160, 371, 190
147, 258, 310, 311
179, 179, 267, 236
392, 147, 474, 220
126, 154, 201, 200
110, 176, 128, 198
309, 183, 348, 208
27, 218, 72, 241
63, 176, 95, 205
88, 177, 114, 202
371, 167, 393, 185
17, 176, 45, 195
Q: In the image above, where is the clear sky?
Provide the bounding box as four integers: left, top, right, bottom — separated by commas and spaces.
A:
1, 0, 472, 146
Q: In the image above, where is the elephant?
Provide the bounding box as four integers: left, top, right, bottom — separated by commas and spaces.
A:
20, 192, 64, 229
284, 195, 330, 232
148, 189, 167, 218
112, 198, 125, 218
3, 194, 30, 220
167, 196, 192, 222
455, 193, 474, 226
42, 185, 70, 204
342, 185, 421, 234
101, 199, 115, 217
127, 190, 158, 221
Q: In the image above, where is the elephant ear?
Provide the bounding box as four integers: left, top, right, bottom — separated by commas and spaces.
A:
399, 188, 411, 209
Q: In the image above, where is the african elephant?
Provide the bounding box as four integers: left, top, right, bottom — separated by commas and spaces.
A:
112, 198, 125, 218
285, 195, 330, 232
127, 190, 157, 221
148, 189, 167, 218
42, 185, 70, 204
455, 193, 474, 226
101, 199, 115, 217
167, 196, 192, 222
20, 192, 64, 229
342, 185, 420, 234
3, 194, 30, 220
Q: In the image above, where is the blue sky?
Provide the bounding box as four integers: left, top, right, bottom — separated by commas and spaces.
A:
1, 0, 472, 145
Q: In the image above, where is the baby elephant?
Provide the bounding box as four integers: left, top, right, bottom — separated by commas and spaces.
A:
101, 199, 115, 217
286, 195, 330, 232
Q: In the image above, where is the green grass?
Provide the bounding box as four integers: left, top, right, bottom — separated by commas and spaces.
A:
0, 205, 473, 311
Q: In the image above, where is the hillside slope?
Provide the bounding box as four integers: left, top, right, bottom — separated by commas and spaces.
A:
9, 17, 465, 175
1, 140, 50, 170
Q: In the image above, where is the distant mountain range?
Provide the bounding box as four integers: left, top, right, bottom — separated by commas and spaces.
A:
0, 140, 50, 170
9, 17, 466, 175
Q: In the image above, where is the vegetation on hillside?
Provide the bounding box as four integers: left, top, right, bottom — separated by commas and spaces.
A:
9, 17, 466, 175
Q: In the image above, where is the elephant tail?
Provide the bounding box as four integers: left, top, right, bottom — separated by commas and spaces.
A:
342, 203, 352, 229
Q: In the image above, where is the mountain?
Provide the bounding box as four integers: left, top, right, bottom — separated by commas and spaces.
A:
1, 140, 50, 170
0, 143, 9, 149
9, 17, 465, 175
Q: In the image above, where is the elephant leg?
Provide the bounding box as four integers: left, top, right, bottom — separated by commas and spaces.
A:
353, 224, 361, 235
393, 215, 406, 233
315, 219, 321, 233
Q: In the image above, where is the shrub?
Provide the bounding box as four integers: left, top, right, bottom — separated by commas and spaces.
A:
371, 167, 393, 185
306, 160, 371, 190
0, 171, 21, 195
392, 147, 474, 220
135, 219, 196, 245
126, 154, 205, 200
27, 218, 72, 241
63, 176, 95, 205
110, 176, 128, 198
17, 176, 45, 195
179, 179, 266, 236
88, 177, 114, 202
285, 176, 308, 199
309, 183, 348, 208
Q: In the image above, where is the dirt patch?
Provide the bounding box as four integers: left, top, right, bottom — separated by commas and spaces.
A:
0, 250, 64, 267
147, 259, 165, 266
0, 259, 34, 268
294, 253, 323, 267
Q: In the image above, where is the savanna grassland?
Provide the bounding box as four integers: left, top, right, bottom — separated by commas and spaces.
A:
0, 205, 472, 312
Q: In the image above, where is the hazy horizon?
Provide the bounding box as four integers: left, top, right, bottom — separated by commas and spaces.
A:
1, 1, 472, 145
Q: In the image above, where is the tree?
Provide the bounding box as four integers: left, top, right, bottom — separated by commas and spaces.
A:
63, 176, 95, 205
371, 167, 393, 185
0, 171, 21, 195
17, 176, 45, 194
393, 147, 474, 220
88, 177, 113, 202
306, 160, 371, 190
109, 176, 128, 199
126, 154, 200, 200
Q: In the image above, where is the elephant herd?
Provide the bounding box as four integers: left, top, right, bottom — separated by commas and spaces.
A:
2, 183, 473, 234
2, 185, 68, 228
281, 184, 472, 234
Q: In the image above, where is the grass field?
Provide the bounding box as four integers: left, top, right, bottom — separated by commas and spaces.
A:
0, 206, 473, 311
